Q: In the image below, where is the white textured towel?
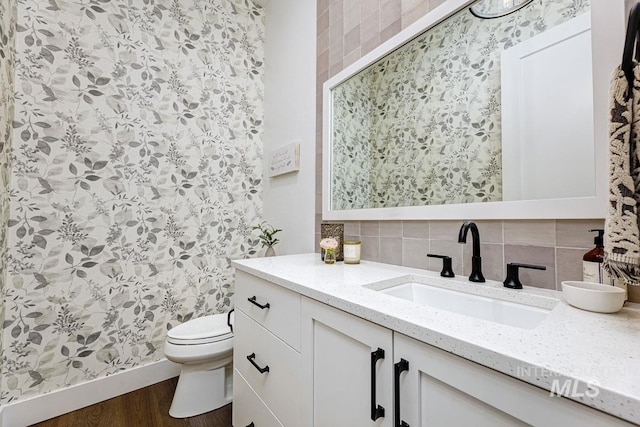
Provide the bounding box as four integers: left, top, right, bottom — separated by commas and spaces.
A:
603, 64, 640, 285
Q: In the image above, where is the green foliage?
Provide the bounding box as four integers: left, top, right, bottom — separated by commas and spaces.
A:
252, 221, 282, 248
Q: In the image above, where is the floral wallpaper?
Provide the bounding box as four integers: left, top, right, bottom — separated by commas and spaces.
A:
332, 0, 590, 210
0, 0, 17, 403
331, 74, 373, 210
3, 0, 264, 402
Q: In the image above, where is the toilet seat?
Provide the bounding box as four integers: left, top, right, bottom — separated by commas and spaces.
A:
167, 314, 233, 345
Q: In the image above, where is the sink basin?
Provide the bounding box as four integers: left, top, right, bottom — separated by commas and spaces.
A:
376, 281, 551, 329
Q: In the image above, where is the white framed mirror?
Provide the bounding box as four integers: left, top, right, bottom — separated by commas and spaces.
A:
322, 0, 624, 220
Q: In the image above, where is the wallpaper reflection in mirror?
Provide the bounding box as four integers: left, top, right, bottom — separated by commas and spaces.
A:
331, 0, 590, 210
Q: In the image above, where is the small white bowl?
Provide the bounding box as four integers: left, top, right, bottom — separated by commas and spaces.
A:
561, 281, 626, 313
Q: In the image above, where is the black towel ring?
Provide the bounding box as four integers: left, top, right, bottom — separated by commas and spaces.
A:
622, 4, 640, 87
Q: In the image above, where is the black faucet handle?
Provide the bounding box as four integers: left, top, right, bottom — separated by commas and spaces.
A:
427, 253, 455, 278
503, 263, 547, 289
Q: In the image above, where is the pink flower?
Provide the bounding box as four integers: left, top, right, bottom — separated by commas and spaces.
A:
320, 237, 338, 250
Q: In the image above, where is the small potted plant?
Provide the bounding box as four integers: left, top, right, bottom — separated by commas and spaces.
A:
320, 237, 339, 264
253, 221, 282, 257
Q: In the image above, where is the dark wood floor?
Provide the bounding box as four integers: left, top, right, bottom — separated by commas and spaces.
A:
31, 377, 232, 427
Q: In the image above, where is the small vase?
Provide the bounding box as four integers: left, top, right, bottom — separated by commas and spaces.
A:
321, 223, 344, 261
324, 249, 336, 264
264, 246, 276, 257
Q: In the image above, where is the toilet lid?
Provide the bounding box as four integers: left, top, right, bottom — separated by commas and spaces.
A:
167, 313, 233, 344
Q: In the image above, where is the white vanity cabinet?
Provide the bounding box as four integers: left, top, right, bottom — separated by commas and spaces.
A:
299, 297, 632, 427
233, 269, 634, 427
232, 271, 302, 427
300, 296, 393, 427
394, 333, 631, 427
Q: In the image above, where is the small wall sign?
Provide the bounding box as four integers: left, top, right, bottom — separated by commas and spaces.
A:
268, 141, 300, 177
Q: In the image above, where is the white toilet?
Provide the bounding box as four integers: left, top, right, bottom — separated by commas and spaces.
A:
163, 312, 234, 418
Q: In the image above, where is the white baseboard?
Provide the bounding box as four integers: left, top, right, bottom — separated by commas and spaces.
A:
2, 359, 181, 427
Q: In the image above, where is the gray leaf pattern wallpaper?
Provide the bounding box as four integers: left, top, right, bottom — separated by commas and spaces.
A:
331, 0, 589, 210
1, 0, 264, 402
0, 0, 17, 399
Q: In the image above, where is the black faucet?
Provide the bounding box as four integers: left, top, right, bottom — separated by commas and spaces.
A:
458, 221, 485, 283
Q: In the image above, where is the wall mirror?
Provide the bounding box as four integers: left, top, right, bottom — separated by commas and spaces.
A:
322, 0, 623, 220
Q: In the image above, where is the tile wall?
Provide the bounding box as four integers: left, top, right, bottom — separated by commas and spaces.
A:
314, 0, 640, 302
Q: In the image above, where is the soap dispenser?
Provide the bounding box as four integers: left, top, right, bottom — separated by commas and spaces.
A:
583, 229, 608, 284
582, 229, 628, 300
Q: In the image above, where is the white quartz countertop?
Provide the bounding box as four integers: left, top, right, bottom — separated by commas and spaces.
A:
232, 253, 640, 424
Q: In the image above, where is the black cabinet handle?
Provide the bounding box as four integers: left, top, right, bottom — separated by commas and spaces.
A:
246, 423, 255, 427
247, 353, 270, 374
248, 296, 270, 309
370, 348, 385, 421
394, 359, 410, 427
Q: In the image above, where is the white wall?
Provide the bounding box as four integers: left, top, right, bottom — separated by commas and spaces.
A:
262, 0, 316, 255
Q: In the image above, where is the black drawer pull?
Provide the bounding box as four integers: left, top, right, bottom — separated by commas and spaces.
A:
247, 423, 255, 427
394, 359, 410, 427
248, 296, 270, 310
370, 348, 385, 421
247, 353, 270, 374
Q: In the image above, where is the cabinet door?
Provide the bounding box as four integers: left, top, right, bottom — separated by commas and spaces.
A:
394, 333, 633, 427
301, 297, 393, 427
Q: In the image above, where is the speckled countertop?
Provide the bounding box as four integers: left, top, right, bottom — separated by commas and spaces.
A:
232, 253, 640, 424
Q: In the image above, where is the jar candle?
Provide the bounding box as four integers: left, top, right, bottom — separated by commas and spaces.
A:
343, 241, 361, 264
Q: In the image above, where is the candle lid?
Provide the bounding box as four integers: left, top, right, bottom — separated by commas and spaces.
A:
343, 241, 361, 244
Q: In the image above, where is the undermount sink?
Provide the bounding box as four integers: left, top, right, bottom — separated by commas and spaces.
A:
374, 280, 553, 329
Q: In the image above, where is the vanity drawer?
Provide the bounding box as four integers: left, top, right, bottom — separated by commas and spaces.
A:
235, 270, 301, 350
234, 309, 301, 427
233, 370, 283, 427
